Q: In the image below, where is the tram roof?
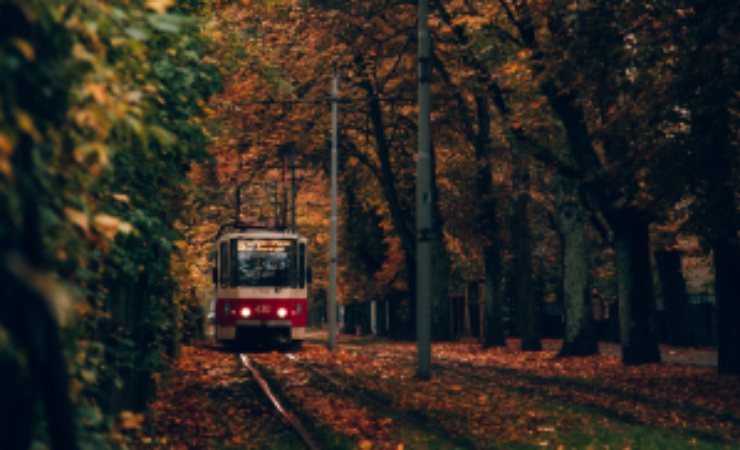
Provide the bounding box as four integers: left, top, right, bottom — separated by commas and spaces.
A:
215, 225, 304, 242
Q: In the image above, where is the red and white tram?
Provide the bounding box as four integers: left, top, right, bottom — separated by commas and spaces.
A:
212, 226, 309, 346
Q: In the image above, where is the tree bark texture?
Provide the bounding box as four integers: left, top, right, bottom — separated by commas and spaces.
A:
556, 178, 597, 356
715, 240, 740, 374
430, 133, 452, 341
707, 138, 740, 373
511, 148, 541, 351
702, 108, 740, 373
654, 249, 692, 346
483, 245, 506, 347
472, 95, 506, 348
613, 212, 661, 364
463, 283, 473, 337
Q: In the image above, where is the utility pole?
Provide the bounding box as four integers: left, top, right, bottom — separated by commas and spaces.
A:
282, 151, 288, 228
272, 182, 280, 229
235, 184, 241, 225
416, 0, 432, 379
290, 144, 297, 233
328, 69, 339, 351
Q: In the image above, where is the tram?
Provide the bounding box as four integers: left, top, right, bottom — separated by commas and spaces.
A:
211, 225, 309, 346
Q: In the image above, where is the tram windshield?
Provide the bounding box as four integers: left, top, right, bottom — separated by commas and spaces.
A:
234, 239, 296, 287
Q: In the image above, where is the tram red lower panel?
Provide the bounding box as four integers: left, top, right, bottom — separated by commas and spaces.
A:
215, 298, 308, 327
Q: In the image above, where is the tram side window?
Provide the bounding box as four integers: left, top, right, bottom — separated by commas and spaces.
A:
298, 243, 306, 288
219, 241, 229, 288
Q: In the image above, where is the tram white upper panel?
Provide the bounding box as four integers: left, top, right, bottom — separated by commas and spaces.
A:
217, 229, 306, 244
216, 287, 307, 299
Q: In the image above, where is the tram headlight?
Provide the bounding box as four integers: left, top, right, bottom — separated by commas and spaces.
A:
239, 307, 252, 318
277, 307, 288, 318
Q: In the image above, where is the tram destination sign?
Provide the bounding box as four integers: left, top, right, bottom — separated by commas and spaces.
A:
237, 239, 292, 253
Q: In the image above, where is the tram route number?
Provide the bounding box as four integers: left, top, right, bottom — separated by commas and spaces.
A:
254, 304, 272, 314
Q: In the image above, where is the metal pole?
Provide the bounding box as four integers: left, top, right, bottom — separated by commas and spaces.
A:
235, 185, 241, 225
416, 0, 432, 379
282, 152, 288, 228
273, 182, 280, 229
328, 70, 339, 351
290, 145, 297, 233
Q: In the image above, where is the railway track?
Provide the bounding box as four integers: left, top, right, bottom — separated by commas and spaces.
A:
239, 343, 738, 448
239, 354, 322, 450
244, 349, 472, 449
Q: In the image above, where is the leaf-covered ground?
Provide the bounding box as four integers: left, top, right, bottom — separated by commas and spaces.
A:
128, 345, 302, 449
134, 336, 739, 449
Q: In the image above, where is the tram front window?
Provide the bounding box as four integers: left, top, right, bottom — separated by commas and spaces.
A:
235, 239, 296, 287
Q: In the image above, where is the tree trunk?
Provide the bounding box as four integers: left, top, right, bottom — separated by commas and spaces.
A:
359, 72, 417, 335
450, 90, 504, 347
463, 283, 473, 337
556, 178, 597, 356
654, 249, 692, 346
511, 151, 541, 351
430, 137, 451, 340
681, 0, 739, 373
483, 245, 506, 347
613, 211, 661, 364
710, 158, 740, 373
715, 240, 740, 373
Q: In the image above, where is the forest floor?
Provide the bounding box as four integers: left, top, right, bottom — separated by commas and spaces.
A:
127, 333, 739, 449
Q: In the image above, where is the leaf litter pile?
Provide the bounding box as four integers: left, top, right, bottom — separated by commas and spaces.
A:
135, 339, 739, 449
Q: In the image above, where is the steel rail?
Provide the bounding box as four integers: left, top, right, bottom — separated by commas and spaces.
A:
239, 354, 322, 450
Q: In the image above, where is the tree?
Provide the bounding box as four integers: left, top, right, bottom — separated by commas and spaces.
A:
493, 0, 692, 364
674, 0, 740, 373
556, 176, 597, 356
653, 246, 692, 346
